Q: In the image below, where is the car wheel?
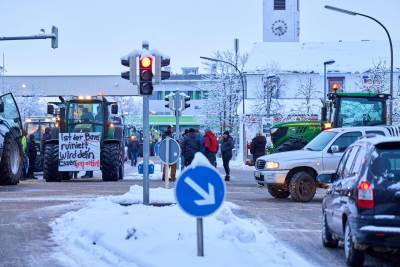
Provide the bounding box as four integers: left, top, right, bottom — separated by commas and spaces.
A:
267, 184, 290, 199
289, 171, 316, 202
344, 221, 365, 267
322, 211, 338, 248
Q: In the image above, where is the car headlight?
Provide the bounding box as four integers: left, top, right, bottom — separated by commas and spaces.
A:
265, 161, 279, 169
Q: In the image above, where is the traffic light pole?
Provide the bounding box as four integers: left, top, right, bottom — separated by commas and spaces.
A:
174, 91, 181, 171
143, 95, 150, 205
0, 26, 58, 49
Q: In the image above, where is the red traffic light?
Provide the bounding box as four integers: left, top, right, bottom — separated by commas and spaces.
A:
140, 57, 152, 68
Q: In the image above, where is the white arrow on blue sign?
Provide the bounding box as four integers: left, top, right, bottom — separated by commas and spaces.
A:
175, 162, 225, 218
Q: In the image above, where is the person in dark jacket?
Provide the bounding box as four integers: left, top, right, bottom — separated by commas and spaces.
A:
204, 129, 219, 167
181, 128, 200, 166
128, 135, 140, 166
221, 131, 234, 181
250, 132, 267, 162
27, 134, 37, 179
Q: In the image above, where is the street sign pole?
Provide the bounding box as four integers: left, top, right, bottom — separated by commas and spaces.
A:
175, 154, 225, 258
165, 137, 170, 188
197, 218, 204, 256
143, 95, 150, 205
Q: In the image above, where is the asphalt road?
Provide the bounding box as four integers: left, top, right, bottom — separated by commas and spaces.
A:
0, 165, 398, 267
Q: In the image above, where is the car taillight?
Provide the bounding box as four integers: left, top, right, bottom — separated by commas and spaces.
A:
357, 181, 374, 209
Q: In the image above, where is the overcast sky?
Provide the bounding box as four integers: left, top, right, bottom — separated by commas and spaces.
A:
1, 0, 399, 75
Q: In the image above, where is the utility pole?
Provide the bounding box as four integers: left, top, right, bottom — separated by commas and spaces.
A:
174, 90, 181, 170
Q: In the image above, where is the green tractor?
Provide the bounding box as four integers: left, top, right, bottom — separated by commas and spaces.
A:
270, 92, 390, 152
44, 96, 125, 181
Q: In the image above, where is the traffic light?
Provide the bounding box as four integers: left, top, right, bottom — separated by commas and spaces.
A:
121, 55, 137, 85
139, 56, 153, 95
180, 93, 190, 110
164, 93, 174, 110
155, 56, 171, 83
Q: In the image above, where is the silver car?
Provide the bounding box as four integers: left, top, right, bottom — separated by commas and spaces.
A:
254, 126, 400, 202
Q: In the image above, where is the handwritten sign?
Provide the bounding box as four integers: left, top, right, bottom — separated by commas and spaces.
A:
59, 132, 101, 171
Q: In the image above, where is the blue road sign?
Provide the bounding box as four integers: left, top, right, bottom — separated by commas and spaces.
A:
159, 138, 181, 164
175, 165, 225, 217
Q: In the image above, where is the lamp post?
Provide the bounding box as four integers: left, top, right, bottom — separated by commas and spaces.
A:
323, 60, 335, 102
200, 56, 247, 162
325, 5, 394, 124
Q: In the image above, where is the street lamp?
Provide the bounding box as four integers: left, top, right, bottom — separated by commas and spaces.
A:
325, 5, 394, 124
200, 56, 247, 162
323, 60, 335, 102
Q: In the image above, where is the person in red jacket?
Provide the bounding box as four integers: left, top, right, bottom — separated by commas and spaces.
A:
204, 129, 219, 167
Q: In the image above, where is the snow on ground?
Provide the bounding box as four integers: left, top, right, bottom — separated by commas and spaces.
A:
52, 186, 313, 267
217, 157, 254, 171
124, 161, 164, 180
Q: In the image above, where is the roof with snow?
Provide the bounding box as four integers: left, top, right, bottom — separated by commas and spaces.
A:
246, 40, 400, 74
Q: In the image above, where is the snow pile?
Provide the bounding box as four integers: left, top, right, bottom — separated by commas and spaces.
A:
52, 187, 313, 267
108, 185, 175, 205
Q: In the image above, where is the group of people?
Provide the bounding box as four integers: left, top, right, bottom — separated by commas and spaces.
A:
162, 126, 234, 182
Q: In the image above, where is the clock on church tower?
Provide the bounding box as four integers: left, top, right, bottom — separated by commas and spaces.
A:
263, 0, 300, 42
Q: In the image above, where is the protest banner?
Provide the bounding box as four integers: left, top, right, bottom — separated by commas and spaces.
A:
59, 132, 101, 171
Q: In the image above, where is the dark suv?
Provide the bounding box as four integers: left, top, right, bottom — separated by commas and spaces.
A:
318, 136, 400, 266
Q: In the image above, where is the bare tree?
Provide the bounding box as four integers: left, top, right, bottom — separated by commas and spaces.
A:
202, 49, 248, 134
357, 61, 389, 93
254, 65, 284, 119
292, 75, 321, 115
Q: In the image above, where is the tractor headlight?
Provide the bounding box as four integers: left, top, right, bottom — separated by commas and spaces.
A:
265, 161, 279, 170
270, 128, 278, 134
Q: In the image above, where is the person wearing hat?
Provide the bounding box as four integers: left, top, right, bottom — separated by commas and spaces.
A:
221, 131, 234, 181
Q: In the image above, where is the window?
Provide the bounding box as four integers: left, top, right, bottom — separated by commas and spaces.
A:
343, 147, 359, 178
304, 131, 338, 151
366, 130, 385, 136
274, 0, 286, 10
328, 77, 345, 92
337, 149, 351, 178
352, 146, 366, 176
338, 97, 385, 127
331, 131, 362, 152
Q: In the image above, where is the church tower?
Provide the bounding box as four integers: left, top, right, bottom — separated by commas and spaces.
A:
263, 0, 300, 42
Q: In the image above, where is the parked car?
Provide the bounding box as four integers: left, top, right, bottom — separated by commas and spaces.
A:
319, 136, 400, 266
254, 126, 400, 202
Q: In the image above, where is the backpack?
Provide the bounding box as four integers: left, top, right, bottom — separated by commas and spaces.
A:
205, 133, 218, 153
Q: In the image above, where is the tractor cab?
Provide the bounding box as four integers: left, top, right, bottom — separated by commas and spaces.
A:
322, 92, 389, 128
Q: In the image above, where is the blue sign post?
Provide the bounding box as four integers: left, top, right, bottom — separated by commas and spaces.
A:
175, 161, 225, 256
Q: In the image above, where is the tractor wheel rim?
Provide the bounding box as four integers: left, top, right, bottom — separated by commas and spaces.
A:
10, 142, 20, 175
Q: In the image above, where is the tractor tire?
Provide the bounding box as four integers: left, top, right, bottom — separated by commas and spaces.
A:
43, 143, 61, 182
101, 143, 121, 182
0, 136, 22, 185
267, 184, 290, 199
274, 139, 307, 153
289, 171, 316, 202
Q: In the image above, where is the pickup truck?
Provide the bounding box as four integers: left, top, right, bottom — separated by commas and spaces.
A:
254, 126, 400, 202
